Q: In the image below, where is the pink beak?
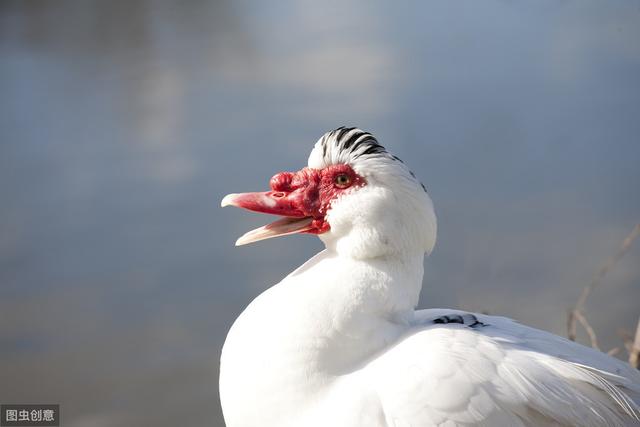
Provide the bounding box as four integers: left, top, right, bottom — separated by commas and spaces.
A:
221, 191, 315, 246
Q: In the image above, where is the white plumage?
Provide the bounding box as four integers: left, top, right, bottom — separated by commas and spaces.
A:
220, 127, 640, 426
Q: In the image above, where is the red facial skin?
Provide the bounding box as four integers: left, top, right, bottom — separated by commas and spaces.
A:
270, 164, 365, 234
228, 164, 366, 234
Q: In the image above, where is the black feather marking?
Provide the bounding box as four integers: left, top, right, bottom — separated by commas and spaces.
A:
342, 129, 365, 151
334, 127, 351, 146
391, 155, 405, 164
357, 140, 387, 157
326, 127, 388, 160
433, 314, 486, 328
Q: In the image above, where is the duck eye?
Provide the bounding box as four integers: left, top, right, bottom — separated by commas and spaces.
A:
334, 173, 351, 188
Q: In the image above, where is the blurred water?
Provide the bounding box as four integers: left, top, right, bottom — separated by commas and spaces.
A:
1, 1, 639, 426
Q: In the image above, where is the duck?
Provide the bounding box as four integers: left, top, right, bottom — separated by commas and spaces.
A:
219, 126, 640, 426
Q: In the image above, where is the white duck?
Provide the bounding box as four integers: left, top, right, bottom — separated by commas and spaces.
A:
219, 127, 640, 427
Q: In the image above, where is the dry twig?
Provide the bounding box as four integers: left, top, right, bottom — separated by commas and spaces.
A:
630, 317, 640, 369
573, 310, 600, 350
567, 224, 640, 351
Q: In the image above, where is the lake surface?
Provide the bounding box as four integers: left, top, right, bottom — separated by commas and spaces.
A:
1, 1, 639, 426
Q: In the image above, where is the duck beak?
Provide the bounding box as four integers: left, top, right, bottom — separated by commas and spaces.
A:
221, 192, 314, 246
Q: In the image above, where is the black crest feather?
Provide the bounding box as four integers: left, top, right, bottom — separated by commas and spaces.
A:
317, 126, 427, 193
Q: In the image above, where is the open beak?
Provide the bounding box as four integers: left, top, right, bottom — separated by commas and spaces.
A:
221, 192, 314, 246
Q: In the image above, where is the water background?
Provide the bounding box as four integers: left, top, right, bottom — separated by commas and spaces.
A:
1, 1, 639, 426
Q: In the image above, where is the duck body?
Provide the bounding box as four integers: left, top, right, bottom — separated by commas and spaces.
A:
220, 249, 640, 427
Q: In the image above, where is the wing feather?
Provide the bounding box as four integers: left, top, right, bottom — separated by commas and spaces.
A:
364, 309, 640, 426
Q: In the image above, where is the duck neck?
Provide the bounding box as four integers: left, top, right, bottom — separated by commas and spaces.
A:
280, 248, 425, 374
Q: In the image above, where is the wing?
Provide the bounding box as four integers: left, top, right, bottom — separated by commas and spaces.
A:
364, 309, 640, 427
